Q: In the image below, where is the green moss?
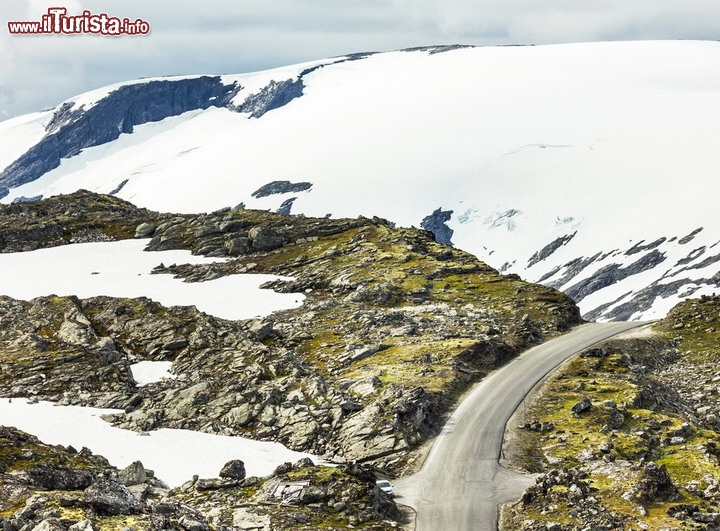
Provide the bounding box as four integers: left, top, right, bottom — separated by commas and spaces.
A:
345, 340, 476, 392
654, 296, 720, 363
95, 514, 152, 531
51, 500, 87, 522
284, 465, 346, 483
656, 438, 720, 486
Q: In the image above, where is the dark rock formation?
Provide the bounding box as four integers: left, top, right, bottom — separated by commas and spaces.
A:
233, 78, 304, 118
571, 397, 592, 414
528, 233, 576, 268
219, 460, 246, 480
118, 461, 147, 487
276, 197, 297, 215
83, 477, 141, 515
678, 227, 703, 245
565, 250, 667, 303
420, 207, 454, 246
627, 462, 679, 507
625, 237, 667, 256
544, 252, 601, 288
26, 465, 95, 490
252, 180, 313, 198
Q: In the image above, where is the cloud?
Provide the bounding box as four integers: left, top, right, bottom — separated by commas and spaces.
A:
26, 0, 84, 19
387, 0, 720, 43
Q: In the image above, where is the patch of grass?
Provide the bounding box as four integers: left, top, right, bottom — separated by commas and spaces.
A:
656, 436, 720, 487
284, 466, 346, 483
50, 499, 87, 521
345, 339, 476, 392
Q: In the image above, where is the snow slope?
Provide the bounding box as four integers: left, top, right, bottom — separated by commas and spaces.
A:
1, 41, 719, 320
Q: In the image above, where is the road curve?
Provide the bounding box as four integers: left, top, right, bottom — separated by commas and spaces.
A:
394, 321, 645, 531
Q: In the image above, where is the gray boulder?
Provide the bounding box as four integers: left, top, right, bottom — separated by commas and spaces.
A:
83, 477, 141, 515
68, 520, 95, 531
118, 461, 147, 486
26, 464, 95, 490
134, 223, 157, 238
249, 226, 282, 251
249, 320, 274, 341
571, 397, 592, 414
31, 519, 65, 531
219, 460, 246, 480
225, 237, 250, 256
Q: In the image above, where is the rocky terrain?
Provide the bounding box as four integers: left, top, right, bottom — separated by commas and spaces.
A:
0, 426, 399, 531
0, 191, 169, 253
501, 294, 720, 530
0, 191, 583, 529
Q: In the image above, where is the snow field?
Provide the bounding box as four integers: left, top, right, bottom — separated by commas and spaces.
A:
0, 239, 304, 320
0, 398, 321, 487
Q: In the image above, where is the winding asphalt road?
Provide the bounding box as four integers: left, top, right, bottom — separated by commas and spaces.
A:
394, 321, 645, 531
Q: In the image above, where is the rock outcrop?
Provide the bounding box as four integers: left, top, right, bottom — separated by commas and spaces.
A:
0, 190, 168, 253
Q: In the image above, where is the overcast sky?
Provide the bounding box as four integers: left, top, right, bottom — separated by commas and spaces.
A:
1, 0, 719, 119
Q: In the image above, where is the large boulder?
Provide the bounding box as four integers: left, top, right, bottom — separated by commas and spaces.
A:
248, 226, 282, 251
26, 464, 95, 490
118, 461, 147, 487
82, 477, 141, 515
571, 397, 593, 414
625, 462, 679, 507
219, 460, 246, 481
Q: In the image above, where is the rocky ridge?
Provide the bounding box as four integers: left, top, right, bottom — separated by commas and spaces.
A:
0, 191, 170, 253
502, 294, 720, 530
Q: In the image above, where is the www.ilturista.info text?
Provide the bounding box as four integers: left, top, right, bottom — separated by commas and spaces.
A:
8, 8, 150, 36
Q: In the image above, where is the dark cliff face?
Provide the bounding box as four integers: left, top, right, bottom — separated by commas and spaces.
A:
0, 76, 238, 198
420, 207, 454, 246
233, 78, 304, 118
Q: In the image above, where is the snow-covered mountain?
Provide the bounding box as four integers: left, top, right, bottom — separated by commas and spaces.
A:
1, 40, 719, 321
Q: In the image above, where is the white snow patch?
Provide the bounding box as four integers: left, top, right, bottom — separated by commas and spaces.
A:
0, 239, 304, 320
0, 398, 321, 487
130, 361, 174, 386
